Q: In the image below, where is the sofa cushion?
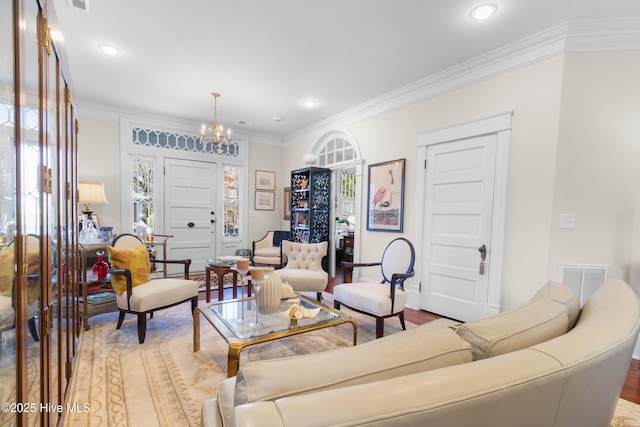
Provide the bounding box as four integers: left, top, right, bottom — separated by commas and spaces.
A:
115, 277, 198, 311
530, 281, 580, 329
217, 377, 236, 427
456, 293, 572, 360
234, 325, 472, 406
254, 246, 281, 258
273, 269, 327, 292
334, 282, 407, 316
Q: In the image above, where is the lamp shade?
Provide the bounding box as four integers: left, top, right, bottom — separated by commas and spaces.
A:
78, 181, 109, 206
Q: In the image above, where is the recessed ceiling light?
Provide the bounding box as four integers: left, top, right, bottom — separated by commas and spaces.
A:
302, 99, 317, 108
470, 3, 497, 21
98, 44, 121, 56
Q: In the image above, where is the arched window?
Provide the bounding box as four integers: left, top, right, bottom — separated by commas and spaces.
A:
317, 134, 358, 167
313, 132, 361, 233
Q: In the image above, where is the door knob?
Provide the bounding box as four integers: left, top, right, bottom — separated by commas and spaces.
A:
478, 244, 486, 261
187, 222, 195, 228
478, 244, 487, 275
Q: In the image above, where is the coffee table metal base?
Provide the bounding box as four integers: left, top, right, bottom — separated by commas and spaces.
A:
193, 296, 357, 377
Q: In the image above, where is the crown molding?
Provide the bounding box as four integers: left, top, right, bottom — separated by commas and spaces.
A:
76, 18, 640, 148
284, 18, 640, 146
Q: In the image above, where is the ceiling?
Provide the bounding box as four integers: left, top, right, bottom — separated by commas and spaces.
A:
50, 0, 640, 141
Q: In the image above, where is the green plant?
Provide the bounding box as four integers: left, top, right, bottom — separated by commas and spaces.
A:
335, 216, 350, 225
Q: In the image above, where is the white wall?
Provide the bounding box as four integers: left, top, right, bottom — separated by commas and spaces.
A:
549, 51, 640, 293
247, 142, 288, 244
77, 49, 640, 315
316, 50, 640, 311
77, 117, 122, 232
340, 55, 565, 309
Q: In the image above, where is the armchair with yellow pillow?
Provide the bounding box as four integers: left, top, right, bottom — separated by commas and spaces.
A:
107, 233, 199, 343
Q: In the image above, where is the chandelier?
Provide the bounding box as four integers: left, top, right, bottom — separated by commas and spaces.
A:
201, 92, 231, 147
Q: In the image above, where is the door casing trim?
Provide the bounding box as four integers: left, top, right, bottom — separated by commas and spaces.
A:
410, 111, 512, 317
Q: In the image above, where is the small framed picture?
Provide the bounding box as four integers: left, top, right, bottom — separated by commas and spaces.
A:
255, 191, 275, 211
255, 170, 276, 191
367, 158, 405, 232
283, 187, 291, 220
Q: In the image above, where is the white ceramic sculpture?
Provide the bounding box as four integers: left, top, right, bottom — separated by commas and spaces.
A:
257, 270, 282, 314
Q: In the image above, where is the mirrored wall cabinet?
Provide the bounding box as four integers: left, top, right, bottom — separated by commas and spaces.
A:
2, 0, 81, 425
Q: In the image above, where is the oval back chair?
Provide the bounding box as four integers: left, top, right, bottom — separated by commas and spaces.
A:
333, 237, 415, 338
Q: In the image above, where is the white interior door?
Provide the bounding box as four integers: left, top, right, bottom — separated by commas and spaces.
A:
420, 135, 498, 321
164, 157, 216, 273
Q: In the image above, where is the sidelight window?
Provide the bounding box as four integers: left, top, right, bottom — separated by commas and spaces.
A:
223, 166, 240, 237
133, 157, 154, 231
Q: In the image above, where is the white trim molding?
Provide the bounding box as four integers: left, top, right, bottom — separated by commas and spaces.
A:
285, 18, 640, 146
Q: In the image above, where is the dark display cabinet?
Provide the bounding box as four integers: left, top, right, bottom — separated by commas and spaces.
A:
290, 167, 331, 244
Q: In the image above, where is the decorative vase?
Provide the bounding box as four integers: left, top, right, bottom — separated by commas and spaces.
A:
80, 214, 99, 244
256, 270, 282, 314
92, 250, 109, 281
302, 152, 318, 166
99, 226, 114, 243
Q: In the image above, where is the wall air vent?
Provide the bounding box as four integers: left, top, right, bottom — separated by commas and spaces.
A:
557, 264, 609, 307
69, 0, 89, 11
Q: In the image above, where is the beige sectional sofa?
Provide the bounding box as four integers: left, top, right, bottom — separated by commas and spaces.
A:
202, 279, 640, 427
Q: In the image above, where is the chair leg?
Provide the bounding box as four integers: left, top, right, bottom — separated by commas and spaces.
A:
137, 313, 147, 344
375, 318, 385, 339
116, 310, 126, 329
316, 292, 322, 301
399, 311, 406, 331
334, 301, 341, 310
28, 317, 39, 341
191, 296, 198, 315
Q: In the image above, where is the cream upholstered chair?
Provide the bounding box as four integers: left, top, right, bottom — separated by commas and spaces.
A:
108, 234, 199, 343
273, 240, 328, 301
252, 231, 290, 268
333, 237, 415, 338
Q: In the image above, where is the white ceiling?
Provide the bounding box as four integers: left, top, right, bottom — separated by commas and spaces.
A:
50, 0, 640, 141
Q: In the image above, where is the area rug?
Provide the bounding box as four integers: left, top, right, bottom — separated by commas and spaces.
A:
63, 299, 640, 427
63, 296, 412, 427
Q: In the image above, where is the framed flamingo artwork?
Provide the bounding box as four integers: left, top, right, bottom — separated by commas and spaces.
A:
367, 158, 405, 232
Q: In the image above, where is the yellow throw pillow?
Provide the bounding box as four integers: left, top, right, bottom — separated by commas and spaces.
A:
25, 251, 41, 304
107, 244, 151, 295
0, 245, 15, 296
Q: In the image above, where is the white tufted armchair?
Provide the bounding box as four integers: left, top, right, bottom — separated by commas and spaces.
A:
273, 240, 328, 301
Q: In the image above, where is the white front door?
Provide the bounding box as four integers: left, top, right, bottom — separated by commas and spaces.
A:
164, 157, 216, 273
419, 135, 498, 321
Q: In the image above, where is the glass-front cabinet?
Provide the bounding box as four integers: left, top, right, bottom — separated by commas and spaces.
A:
1, 0, 80, 425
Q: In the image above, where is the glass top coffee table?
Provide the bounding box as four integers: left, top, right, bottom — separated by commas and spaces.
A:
193, 294, 357, 377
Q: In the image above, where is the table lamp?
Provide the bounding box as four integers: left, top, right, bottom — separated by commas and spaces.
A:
78, 181, 109, 219
78, 181, 109, 244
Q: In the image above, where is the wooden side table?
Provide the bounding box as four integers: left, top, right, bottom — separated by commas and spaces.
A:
205, 263, 253, 303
